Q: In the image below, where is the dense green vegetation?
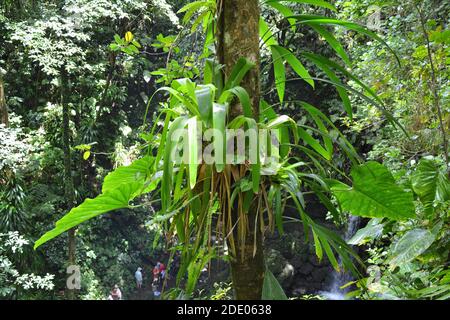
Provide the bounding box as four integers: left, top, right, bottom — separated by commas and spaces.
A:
0, 0, 448, 300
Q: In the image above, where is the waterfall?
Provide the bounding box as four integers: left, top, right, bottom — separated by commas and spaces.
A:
319, 215, 360, 300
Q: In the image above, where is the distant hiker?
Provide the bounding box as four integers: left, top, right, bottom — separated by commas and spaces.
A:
108, 284, 122, 300
159, 262, 166, 280
135, 267, 143, 289
152, 264, 160, 283
152, 279, 161, 298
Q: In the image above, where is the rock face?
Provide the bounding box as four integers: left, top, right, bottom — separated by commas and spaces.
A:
264, 198, 341, 296
265, 232, 336, 296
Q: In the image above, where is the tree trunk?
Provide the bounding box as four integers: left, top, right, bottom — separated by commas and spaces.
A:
217, 0, 265, 300
61, 69, 77, 300
0, 76, 8, 127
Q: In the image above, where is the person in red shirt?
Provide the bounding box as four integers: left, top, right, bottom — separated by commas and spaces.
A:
152, 264, 160, 283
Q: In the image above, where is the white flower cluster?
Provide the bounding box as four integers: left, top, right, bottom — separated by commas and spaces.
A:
0, 125, 34, 172
1, 231, 29, 253
15, 273, 55, 291
0, 232, 55, 296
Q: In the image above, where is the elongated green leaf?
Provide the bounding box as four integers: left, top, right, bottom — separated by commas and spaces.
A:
312, 230, 323, 261
156, 86, 200, 116
259, 17, 279, 47
271, 46, 286, 103
304, 57, 352, 117
212, 103, 227, 172
195, 85, 214, 124
162, 117, 189, 211
274, 186, 283, 234
272, 45, 314, 88
290, 15, 401, 65
320, 234, 340, 272
260, 100, 291, 158
298, 127, 331, 160
300, 52, 383, 105
330, 162, 415, 220
178, 1, 209, 14
262, 268, 288, 300
389, 229, 436, 268
266, 114, 295, 129
35, 182, 144, 249
220, 86, 253, 118
266, 115, 299, 148
266, 1, 296, 29
310, 24, 350, 65
204, 58, 223, 93
298, 101, 334, 158
224, 57, 255, 90
187, 117, 199, 189
267, 0, 337, 12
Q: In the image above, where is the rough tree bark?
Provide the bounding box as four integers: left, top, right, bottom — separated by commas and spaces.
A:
61, 69, 77, 300
217, 0, 265, 300
0, 76, 8, 127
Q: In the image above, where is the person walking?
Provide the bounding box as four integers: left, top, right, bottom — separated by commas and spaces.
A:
135, 267, 143, 289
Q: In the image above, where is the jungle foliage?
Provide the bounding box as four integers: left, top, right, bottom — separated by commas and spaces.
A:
0, 0, 448, 300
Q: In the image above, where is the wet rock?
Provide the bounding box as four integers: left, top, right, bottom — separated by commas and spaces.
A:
265, 249, 286, 275
309, 255, 322, 267
292, 287, 307, 296
298, 262, 314, 275
311, 267, 330, 282
290, 255, 302, 268
278, 263, 295, 287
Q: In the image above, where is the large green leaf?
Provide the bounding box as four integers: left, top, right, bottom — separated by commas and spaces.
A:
347, 218, 384, 245
330, 162, 415, 220
102, 156, 154, 193
262, 268, 288, 300
35, 181, 144, 249
388, 229, 436, 268
411, 159, 450, 212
